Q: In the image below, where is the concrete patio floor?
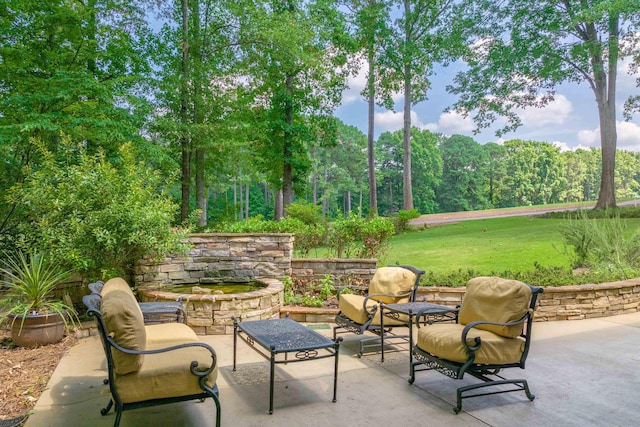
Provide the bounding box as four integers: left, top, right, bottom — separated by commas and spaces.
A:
25, 312, 640, 427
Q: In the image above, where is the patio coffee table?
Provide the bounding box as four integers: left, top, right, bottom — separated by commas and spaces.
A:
232, 317, 342, 414
380, 302, 458, 363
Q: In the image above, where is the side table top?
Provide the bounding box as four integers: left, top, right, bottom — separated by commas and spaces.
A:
383, 301, 458, 315
236, 318, 334, 353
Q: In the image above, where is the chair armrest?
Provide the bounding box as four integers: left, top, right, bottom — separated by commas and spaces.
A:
106, 337, 218, 377
460, 315, 529, 352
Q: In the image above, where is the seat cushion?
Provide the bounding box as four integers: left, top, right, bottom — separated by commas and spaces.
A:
368, 266, 417, 304
338, 294, 407, 326
458, 277, 532, 338
101, 288, 147, 375
145, 323, 199, 347
113, 345, 218, 404
416, 323, 525, 365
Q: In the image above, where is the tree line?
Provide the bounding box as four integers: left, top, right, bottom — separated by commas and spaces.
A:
226, 123, 640, 220
1, 0, 639, 241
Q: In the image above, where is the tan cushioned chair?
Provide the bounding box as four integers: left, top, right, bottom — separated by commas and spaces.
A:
410, 276, 543, 414
84, 278, 221, 427
334, 265, 425, 357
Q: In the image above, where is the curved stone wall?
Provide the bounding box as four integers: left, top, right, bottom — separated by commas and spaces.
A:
133, 233, 293, 334
139, 278, 284, 335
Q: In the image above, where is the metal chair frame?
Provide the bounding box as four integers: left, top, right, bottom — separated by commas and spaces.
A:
409, 284, 543, 413
333, 265, 425, 357
83, 294, 220, 427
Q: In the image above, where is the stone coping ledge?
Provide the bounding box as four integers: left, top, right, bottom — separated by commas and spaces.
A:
282, 278, 640, 323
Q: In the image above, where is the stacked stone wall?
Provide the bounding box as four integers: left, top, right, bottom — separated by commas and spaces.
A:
133, 233, 294, 288
290, 258, 378, 281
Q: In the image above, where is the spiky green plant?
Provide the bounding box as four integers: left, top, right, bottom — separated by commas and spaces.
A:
0, 250, 78, 332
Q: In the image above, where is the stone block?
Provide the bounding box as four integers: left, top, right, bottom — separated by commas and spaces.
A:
205, 325, 226, 335
190, 326, 206, 335
188, 317, 213, 327
592, 296, 610, 308
159, 263, 184, 273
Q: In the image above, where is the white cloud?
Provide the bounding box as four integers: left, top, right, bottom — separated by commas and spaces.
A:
374, 110, 425, 133
577, 121, 640, 151
552, 140, 592, 152
422, 110, 474, 134
518, 94, 573, 127
342, 59, 367, 104
618, 121, 640, 150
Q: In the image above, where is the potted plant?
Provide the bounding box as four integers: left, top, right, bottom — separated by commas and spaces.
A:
0, 250, 78, 348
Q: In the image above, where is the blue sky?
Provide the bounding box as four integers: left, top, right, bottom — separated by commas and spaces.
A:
335, 57, 640, 152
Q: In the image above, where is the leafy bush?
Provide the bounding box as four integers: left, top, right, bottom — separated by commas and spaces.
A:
392, 208, 421, 234
211, 215, 327, 257
421, 263, 640, 287
212, 208, 394, 260
328, 212, 394, 259
285, 200, 325, 226
7, 139, 191, 278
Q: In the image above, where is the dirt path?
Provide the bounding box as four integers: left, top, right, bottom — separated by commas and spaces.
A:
409, 200, 640, 226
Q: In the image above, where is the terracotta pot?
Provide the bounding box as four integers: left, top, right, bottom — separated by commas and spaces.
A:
9, 312, 66, 348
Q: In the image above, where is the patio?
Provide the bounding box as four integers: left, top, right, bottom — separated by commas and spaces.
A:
25, 312, 640, 426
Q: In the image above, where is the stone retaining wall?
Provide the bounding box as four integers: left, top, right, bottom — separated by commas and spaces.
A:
290, 258, 378, 281
284, 278, 640, 323
133, 233, 294, 287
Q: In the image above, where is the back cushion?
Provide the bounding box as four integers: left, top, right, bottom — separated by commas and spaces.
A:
368, 267, 417, 304
458, 277, 532, 338
101, 287, 146, 375
101, 277, 144, 320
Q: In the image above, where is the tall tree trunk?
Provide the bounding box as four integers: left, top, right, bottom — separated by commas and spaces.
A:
245, 184, 249, 219
594, 15, 618, 210
274, 189, 284, 220
196, 149, 206, 226
233, 177, 238, 220
238, 176, 243, 219
180, 0, 191, 222
367, 48, 378, 216
402, 0, 413, 210
192, 0, 207, 227
322, 167, 328, 218
346, 190, 351, 213
282, 73, 295, 214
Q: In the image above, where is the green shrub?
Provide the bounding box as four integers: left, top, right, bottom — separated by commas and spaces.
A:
328, 212, 394, 259
7, 139, 191, 278
213, 215, 328, 257
285, 200, 325, 226
392, 209, 421, 234
421, 263, 640, 287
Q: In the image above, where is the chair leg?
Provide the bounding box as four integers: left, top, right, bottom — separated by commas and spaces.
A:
454, 378, 535, 414
113, 407, 122, 427
100, 398, 114, 416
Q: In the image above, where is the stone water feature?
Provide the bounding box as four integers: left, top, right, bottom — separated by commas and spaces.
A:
134, 233, 293, 334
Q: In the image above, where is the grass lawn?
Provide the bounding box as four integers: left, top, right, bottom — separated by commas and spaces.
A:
382, 216, 580, 275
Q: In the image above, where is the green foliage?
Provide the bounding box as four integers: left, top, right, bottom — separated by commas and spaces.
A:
285, 201, 325, 226
421, 263, 640, 288
317, 274, 336, 299
7, 139, 191, 278
437, 134, 490, 212
0, 250, 78, 332
326, 212, 394, 259
560, 210, 640, 273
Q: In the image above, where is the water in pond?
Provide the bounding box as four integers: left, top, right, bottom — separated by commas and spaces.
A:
168, 282, 266, 294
